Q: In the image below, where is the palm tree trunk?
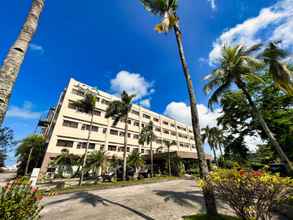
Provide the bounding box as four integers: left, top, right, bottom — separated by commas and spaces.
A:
79, 112, 94, 185
0, 0, 44, 125
123, 114, 129, 181
219, 145, 224, 157
168, 146, 171, 176
24, 146, 34, 175
173, 22, 218, 215
150, 141, 154, 177
236, 79, 293, 171
211, 146, 218, 166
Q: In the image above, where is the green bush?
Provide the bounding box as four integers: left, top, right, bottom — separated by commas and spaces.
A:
200, 169, 293, 220
0, 178, 43, 219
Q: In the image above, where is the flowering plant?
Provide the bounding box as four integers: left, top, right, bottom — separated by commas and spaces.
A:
199, 169, 293, 220
0, 178, 43, 219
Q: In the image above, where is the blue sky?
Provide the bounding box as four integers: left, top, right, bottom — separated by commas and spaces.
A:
1, 0, 292, 166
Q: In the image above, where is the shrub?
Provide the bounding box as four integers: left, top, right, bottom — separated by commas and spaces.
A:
0, 178, 43, 219
199, 169, 293, 220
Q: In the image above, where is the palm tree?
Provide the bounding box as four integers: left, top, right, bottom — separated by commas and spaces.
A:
84, 150, 107, 177
77, 91, 97, 185
163, 140, 176, 176
139, 121, 156, 177
204, 44, 293, 171
201, 126, 221, 166
53, 149, 80, 178
0, 0, 45, 125
127, 151, 144, 179
262, 42, 293, 95
105, 91, 135, 181
139, 0, 218, 214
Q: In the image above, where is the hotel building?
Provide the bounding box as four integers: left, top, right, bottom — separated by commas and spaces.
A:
39, 78, 202, 174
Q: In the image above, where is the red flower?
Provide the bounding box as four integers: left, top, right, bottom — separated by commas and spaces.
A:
239, 170, 245, 176
252, 171, 262, 177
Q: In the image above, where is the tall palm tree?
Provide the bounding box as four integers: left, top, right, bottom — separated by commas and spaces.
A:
127, 151, 144, 179
139, 0, 218, 214
163, 140, 176, 176
262, 42, 293, 95
204, 44, 293, 171
201, 126, 221, 166
84, 150, 107, 177
0, 0, 45, 125
77, 91, 97, 185
105, 91, 135, 181
139, 121, 156, 177
53, 149, 80, 178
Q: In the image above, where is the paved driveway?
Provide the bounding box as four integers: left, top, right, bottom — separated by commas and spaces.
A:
41, 179, 233, 220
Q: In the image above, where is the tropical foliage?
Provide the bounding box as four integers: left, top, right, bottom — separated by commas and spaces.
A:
201, 169, 293, 220
163, 140, 176, 176
53, 149, 80, 178
0, 178, 43, 220
139, 121, 156, 177
84, 150, 107, 177
15, 135, 46, 176
105, 91, 135, 180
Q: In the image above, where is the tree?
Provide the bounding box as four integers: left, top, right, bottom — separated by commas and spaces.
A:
139, 0, 218, 214
0, 0, 45, 125
84, 150, 107, 177
0, 127, 13, 168
53, 149, 80, 178
262, 42, 293, 95
77, 91, 97, 185
105, 91, 135, 181
204, 45, 292, 171
139, 121, 156, 177
15, 135, 46, 176
127, 151, 144, 179
201, 126, 218, 165
163, 140, 176, 176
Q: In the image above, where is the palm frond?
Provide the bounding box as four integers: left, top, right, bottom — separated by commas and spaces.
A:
208, 81, 231, 110
140, 0, 178, 16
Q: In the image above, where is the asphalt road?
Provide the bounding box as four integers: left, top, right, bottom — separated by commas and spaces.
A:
41, 179, 234, 220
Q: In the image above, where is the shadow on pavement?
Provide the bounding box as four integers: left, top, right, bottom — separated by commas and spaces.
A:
45, 191, 155, 220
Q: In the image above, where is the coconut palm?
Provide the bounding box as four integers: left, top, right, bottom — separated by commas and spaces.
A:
127, 151, 144, 179
53, 149, 80, 178
77, 91, 97, 185
262, 42, 293, 95
84, 150, 107, 177
139, 0, 218, 214
201, 126, 222, 165
139, 121, 156, 177
0, 0, 45, 125
105, 91, 135, 181
204, 44, 292, 171
163, 140, 176, 176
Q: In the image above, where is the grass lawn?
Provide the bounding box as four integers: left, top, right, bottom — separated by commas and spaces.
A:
44, 176, 179, 196
183, 214, 240, 220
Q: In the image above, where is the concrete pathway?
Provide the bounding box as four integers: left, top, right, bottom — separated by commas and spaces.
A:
41, 179, 233, 220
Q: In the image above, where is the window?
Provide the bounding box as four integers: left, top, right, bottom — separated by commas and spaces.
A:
141, 123, 145, 128
56, 139, 73, 148
127, 120, 131, 125
171, 124, 175, 128
141, 149, 145, 153
108, 145, 117, 151
100, 145, 105, 150
102, 128, 107, 134
163, 121, 169, 125
119, 131, 124, 137
128, 133, 131, 138
72, 89, 84, 97
63, 120, 78, 128
68, 102, 77, 110
77, 142, 95, 149
131, 110, 139, 116
153, 117, 159, 122
134, 121, 139, 126
171, 131, 176, 136
156, 139, 162, 144
133, 134, 139, 139
163, 129, 169, 134
132, 148, 138, 153
101, 99, 110, 105
155, 127, 161, 132
118, 146, 130, 152
143, 114, 150, 119
110, 129, 118, 135
81, 124, 99, 132
93, 110, 101, 116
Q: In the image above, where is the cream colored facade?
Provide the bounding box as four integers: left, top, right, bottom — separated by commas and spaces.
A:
40, 78, 197, 173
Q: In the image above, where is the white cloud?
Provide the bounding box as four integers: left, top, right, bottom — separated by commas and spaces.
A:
164, 101, 221, 129
110, 70, 154, 102
139, 99, 151, 108
208, 0, 216, 10
6, 101, 41, 119
29, 43, 44, 54
209, 0, 293, 65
